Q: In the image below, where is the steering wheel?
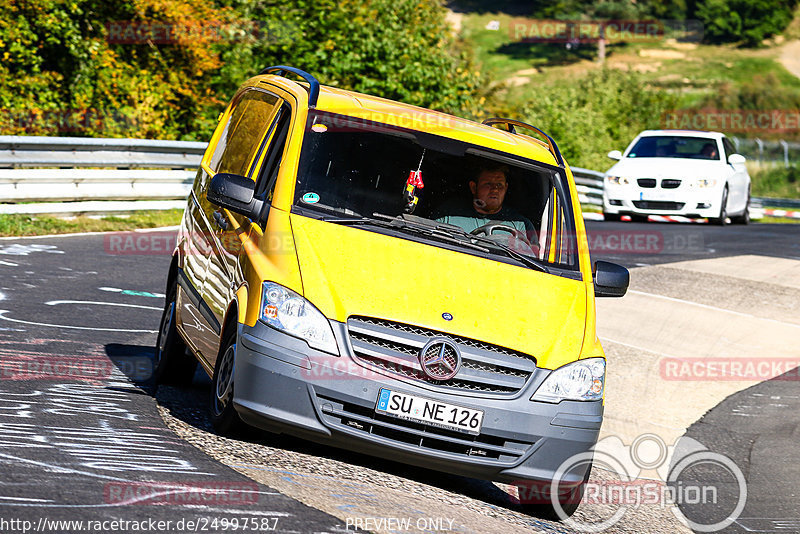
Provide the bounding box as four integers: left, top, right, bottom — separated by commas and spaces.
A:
469, 223, 539, 254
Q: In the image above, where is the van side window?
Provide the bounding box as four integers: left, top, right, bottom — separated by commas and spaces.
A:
255, 104, 292, 204
208, 90, 280, 176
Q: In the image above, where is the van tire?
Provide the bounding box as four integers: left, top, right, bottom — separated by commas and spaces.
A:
210, 330, 245, 435
517, 467, 589, 521
154, 280, 197, 385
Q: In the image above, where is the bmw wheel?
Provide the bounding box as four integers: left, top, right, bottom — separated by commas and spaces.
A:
731, 187, 750, 225
710, 186, 729, 226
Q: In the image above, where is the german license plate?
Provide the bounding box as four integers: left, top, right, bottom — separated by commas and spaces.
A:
640, 190, 673, 201
375, 388, 484, 435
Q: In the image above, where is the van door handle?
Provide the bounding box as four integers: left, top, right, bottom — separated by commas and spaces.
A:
213, 210, 229, 231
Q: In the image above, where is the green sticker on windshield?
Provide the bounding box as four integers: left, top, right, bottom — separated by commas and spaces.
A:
302, 192, 320, 204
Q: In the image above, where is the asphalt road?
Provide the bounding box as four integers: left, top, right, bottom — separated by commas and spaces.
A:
584, 219, 800, 267
0, 232, 349, 534
0, 220, 797, 534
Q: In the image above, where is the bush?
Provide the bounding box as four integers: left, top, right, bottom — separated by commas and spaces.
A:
750, 165, 800, 198
0, 0, 484, 140
695, 0, 799, 45
214, 0, 485, 119
517, 69, 677, 171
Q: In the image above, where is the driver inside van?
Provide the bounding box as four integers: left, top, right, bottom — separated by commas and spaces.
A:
432, 164, 536, 238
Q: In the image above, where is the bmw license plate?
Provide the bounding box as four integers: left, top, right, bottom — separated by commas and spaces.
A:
640, 190, 673, 201
375, 388, 484, 435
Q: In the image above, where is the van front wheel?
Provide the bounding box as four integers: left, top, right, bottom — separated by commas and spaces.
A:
153, 281, 197, 385
210, 331, 245, 435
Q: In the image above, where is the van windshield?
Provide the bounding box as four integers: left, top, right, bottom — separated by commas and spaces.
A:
292, 110, 579, 272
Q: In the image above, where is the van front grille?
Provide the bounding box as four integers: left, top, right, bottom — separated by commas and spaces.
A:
346, 317, 536, 395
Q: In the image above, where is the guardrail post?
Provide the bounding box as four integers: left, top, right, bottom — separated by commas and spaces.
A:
780, 140, 789, 169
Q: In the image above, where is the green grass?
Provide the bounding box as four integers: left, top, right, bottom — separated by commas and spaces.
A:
0, 209, 184, 237
460, 11, 800, 111
749, 165, 800, 198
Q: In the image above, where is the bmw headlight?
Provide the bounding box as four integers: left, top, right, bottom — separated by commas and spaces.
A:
259, 282, 338, 355
606, 176, 629, 185
531, 358, 605, 403
694, 179, 717, 188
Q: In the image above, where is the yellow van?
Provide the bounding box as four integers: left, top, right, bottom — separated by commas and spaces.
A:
155, 66, 629, 519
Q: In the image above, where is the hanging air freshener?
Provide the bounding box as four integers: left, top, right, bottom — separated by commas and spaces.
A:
403, 150, 426, 214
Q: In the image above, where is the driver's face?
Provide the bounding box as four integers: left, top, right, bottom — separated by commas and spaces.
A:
470, 171, 508, 214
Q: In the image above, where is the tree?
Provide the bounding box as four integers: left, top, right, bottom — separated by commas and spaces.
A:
695, 0, 799, 45
0, 0, 484, 140
213, 0, 484, 119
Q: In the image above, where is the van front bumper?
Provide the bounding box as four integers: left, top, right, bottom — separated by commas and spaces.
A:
233, 320, 603, 486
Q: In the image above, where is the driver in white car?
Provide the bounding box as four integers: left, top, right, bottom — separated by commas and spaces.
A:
433, 165, 536, 239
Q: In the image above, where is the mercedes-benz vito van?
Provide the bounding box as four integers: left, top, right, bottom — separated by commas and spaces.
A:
155, 66, 629, 519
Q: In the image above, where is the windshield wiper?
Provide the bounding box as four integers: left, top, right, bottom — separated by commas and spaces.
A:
429, 222, 550, 274
322, 214, 491, 253
374, 213, 549, 272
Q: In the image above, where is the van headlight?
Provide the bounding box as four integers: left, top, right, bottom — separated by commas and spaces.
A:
259, 282, 339, 355
531, 358, 605, 403
606, 176, 629, 185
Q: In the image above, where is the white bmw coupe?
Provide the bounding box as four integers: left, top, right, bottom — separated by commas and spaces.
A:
602, 130, 751, 225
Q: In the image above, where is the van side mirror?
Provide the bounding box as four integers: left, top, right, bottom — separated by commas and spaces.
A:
607, 150, 622, 161
208, 173, 264, 220
727, 153, 746, 165
593, 260, 629, 297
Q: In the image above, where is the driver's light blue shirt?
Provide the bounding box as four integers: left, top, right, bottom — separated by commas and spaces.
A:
432, 200, 535, 236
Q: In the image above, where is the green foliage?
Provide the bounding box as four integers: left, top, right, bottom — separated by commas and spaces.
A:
705, 73, 800, 110
213, 0, 484, 118
750, 165, 800, 198
518, 69, 677, 171
695, 0, 799, 45
539, 0, 644, 19
0, 0, 484, 140
0, 0, 231, 139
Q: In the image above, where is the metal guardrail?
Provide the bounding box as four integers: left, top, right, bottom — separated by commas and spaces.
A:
0, 136, 205, 215
571, 167, 605, 207
1, 136, 798, 217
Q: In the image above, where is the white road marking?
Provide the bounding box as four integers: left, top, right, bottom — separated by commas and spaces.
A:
627, 289, 800, 330
599, 335, 792, 381
0, 226, 181, 241
0, 451, 132, 483
45, 300, 161, 311
0, 310, 157, 333
0, 244, 64, 256
0, 496, 54, 503
600, 336, 681, 359
0, 260, 18, 266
